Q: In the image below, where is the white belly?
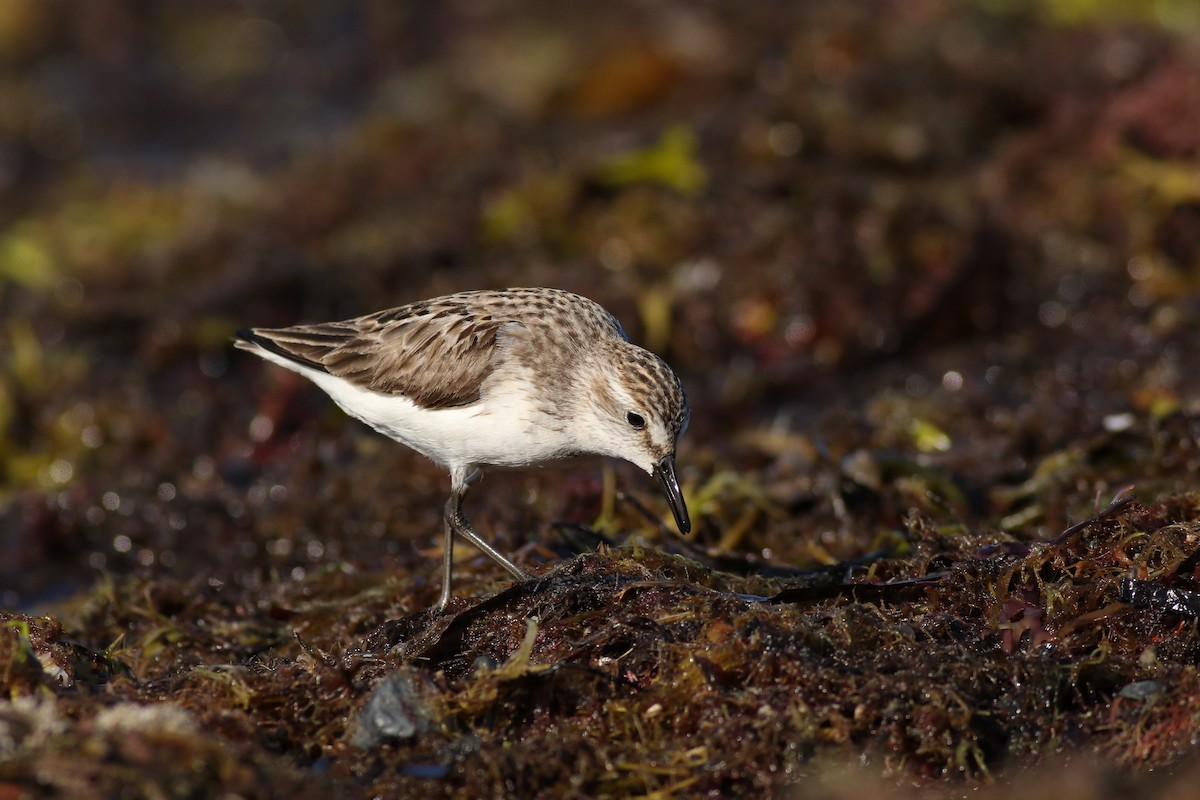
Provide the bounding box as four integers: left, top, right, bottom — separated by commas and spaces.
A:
262, 352, 573, 471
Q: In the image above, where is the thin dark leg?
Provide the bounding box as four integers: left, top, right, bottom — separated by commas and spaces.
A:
436, 487, 532, 610
436, 506, 455, 611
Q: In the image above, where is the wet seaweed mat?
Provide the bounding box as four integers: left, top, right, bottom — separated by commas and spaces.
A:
8, 490, 1200, 797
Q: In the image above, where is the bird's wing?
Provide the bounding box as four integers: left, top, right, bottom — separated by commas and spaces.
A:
237, 301, 507, 409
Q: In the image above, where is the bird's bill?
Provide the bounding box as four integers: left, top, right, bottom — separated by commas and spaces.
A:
652, 455, 691, 535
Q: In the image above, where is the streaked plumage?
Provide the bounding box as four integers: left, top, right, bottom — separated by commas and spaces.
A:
235, 287, 691, 609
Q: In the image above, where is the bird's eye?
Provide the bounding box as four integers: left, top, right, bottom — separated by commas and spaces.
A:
626, 412, 646, 429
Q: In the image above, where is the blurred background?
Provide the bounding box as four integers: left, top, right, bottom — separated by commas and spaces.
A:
3, 0, 1200, 609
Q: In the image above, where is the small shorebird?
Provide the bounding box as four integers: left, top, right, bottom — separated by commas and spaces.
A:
235, 287, 691, 609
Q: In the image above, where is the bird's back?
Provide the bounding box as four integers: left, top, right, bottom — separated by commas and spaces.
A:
235, 288, 628, 410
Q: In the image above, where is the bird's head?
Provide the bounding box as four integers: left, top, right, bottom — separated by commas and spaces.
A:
580, 343, 691, 535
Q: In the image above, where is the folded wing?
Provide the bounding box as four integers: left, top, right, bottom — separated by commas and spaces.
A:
236, 305, 505, 409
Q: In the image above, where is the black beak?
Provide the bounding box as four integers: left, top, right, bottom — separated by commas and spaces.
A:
652, 455, 691, 535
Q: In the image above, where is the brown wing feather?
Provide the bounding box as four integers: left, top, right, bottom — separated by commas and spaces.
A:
244, 308, 505, 409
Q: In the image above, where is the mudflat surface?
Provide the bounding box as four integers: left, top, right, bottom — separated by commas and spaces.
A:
4, 2, 1200, 797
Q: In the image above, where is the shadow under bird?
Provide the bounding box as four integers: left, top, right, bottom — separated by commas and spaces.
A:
234, 287, 691, 610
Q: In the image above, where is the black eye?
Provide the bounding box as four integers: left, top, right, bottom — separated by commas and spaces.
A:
626, 412, 646, 429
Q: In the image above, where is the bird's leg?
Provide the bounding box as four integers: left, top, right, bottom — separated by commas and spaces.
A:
437, 484, 532, 610
436, 504, 456, 611
447, 486, 532, 580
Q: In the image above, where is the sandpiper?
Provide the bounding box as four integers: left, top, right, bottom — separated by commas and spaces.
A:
235, 287, 691, 609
